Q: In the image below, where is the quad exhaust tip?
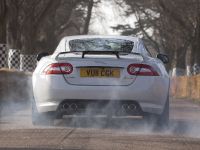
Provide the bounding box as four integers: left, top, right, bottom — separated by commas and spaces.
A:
62, 103, 78, 111
128, 104, 137, 110
122, 104, 137, 111
122, 104, 128, 110
63, 103, 70, 109
70, 103, 78, 110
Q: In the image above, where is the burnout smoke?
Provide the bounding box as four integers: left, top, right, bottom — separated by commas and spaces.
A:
1, 69, 200, 139
59, 80, 156, 131
52, 78, 200, 139
60, 94, 200, 139
0, 69, 33, 129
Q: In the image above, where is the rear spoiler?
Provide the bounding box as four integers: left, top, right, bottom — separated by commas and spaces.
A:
55, 51, 143, 59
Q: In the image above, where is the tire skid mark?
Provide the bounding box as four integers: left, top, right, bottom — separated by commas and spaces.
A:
59, 128, 76, 144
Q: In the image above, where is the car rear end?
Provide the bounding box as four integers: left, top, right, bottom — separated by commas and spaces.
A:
33, 53, 169, 118
32, 36, 170, 127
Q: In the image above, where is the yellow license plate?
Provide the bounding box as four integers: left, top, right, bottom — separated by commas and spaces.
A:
80, 68, 120, 78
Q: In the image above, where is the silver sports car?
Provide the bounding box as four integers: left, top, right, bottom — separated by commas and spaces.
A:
32, 35, 170, 127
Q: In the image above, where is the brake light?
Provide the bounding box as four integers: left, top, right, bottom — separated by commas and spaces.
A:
127, 64, 159, 76
43, 63, 73, 75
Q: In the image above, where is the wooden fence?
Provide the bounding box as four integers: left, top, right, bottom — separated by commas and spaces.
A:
171, 75, 200, 100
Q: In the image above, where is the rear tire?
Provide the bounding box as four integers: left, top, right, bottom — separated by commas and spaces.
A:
156, 96, 169, 128
144, 96, 169, 129
32, 100, 55, 126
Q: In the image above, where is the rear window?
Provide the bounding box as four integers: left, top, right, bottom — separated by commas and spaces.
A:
69, 38, 134, 53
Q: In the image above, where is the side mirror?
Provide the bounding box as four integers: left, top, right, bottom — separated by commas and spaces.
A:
157, 54, 169, 64
37, 52, 49, 61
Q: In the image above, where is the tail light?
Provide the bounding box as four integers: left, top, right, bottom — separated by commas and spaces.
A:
43, 63, 73, 75
127, 64, 159, 76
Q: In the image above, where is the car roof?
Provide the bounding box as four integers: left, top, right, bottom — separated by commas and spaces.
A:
62, 35, 140, 42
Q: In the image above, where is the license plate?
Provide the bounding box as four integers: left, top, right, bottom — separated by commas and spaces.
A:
80, 68, 120, 78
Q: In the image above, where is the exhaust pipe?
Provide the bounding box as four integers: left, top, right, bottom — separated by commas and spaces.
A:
128, 104, 137, 110
70, 103, 78, 111
122, 104, 137, 111
122, 104, 128, 111
63, 103, 70, 109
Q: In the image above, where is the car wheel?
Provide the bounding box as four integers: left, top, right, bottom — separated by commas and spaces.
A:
143, 96, 169, 129
32, 100, 55, 126
156, 96, 169, 128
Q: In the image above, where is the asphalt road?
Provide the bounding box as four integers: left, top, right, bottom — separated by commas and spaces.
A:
0, 98, 200, 150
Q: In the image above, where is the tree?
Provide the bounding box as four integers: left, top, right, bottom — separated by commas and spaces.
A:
82, 0, 94, 34
4, 0, 99, 54
0, 0, 6, 43
113, 0, 200, 75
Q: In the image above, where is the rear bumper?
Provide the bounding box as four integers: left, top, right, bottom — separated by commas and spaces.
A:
32, 75, 169, 115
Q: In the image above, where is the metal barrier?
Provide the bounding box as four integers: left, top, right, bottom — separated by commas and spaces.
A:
0, 44, 7, 68
8, 49, 20, 70
5, 49, 37, 72
20, 54, 37, 72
